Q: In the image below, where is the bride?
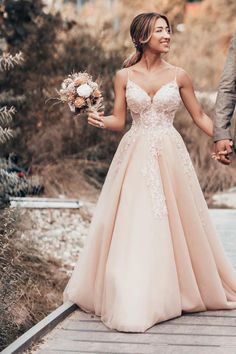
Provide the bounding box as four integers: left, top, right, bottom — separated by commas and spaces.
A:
63, 12, 236, 333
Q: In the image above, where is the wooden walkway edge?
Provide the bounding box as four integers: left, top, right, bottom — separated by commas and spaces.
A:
1, 302, 78, 354
9, 197, 83, 209
25, 308, 236, 354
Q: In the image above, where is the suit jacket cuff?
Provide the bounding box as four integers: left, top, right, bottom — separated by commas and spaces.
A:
213, 130, 232, 142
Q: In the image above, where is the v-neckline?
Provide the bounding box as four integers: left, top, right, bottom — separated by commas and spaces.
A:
127, 78, 178, 102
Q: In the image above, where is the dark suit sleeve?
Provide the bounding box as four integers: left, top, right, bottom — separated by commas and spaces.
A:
213, 30, 236, 142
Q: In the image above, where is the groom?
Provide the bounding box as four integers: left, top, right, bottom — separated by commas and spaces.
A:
213, 29, 236, 165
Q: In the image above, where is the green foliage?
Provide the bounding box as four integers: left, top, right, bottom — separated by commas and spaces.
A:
0, 105, 16, 145
0, 106, 16, 123
0, 42, 32, 206
0, 52, 24, 70
1, 0, 49, 46
0, 169, 26, 197
0, 51, 25, 207
0, 126, 13, 144
0, 11, 44, 205
0, 54, 20, 145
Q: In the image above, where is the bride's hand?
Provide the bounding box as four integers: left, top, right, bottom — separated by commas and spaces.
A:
87, 109, 105, 129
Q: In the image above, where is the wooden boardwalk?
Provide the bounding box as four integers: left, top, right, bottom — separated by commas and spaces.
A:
30, 308, 236, 354
2, 208, 236, 354
27, 209, 236, 354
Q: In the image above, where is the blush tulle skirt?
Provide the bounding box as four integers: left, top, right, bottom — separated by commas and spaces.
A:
63, 126, 236, 332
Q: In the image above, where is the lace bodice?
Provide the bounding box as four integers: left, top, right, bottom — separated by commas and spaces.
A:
108, 67, 195, 220
125, 71, 182, 129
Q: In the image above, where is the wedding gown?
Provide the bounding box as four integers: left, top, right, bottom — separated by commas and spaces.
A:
63, 67, 236, 333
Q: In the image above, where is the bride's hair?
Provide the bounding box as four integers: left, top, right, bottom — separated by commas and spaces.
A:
122, 12, 170, 68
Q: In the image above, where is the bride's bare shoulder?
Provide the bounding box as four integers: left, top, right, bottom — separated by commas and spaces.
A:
113, 68, 130, 87
175, 66, 193, 87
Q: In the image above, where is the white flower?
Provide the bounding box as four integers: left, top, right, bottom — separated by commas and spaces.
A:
61, 82, 68, 90
68, 102, 75, 112
90, 81, 98, 89
68, 82, 75, 91
77, 84, 93, 98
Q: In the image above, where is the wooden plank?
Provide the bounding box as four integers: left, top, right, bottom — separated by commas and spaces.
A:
35, 349, 236, 354
184, 310, 236, 317
32, 336, 236, 353
9, 197, 82, 202
61, 321, 236, 335
70, 317, 236, 326
1, 302, 77, 354
9, 197, 83, 209
70, 310, 236, 324
31, 337, 164, 354
30, 308, 236, 354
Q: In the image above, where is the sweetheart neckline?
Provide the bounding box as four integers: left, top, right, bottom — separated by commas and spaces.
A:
126, 78, 179, 102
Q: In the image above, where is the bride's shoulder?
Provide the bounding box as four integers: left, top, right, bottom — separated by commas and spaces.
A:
115, 67, 131, 79
175, 66, 189, 77
115, 68, 128, 78
175, 66, 193, 87
113, 68, 130, 87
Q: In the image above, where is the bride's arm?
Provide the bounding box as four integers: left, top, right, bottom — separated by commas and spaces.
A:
87, 69, 127, 131
177, 68, 213, 137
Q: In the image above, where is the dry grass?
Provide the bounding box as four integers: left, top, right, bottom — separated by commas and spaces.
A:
0, 208, 69, 351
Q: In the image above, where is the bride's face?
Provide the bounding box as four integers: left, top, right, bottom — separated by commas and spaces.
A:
146, 17, 171, 53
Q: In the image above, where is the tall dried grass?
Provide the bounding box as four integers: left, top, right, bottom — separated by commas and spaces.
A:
0, 208, 68, 351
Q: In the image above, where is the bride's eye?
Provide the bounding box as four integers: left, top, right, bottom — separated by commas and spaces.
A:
155, 28, 171, 34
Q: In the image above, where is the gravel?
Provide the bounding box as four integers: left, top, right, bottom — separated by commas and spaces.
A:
18, 201, 96, 275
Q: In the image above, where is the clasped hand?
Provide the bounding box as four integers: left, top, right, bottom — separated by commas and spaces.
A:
212, 140, 234, 165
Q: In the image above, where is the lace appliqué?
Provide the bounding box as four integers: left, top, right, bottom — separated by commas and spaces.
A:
141, 132, 168, 219
170, 129, 196, 185
116, 123, 138, 166
105, 123, 138, 183
124, 73, 208, 228
125, 79, 181, 220
137, 113, 173, 219
170, 129, 207, 228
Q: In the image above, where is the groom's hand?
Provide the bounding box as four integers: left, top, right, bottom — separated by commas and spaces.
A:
214, 139, 233, 165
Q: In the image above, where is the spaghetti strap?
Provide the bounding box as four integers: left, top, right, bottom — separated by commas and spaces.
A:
174, 66, 179, 88
174, 66, 178, 81
126, 68, 130, 81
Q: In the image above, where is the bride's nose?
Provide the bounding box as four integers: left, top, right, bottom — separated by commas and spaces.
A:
163, 30, 170, 38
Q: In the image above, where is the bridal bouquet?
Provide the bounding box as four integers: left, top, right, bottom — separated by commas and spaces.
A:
57, 72, 104, 114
